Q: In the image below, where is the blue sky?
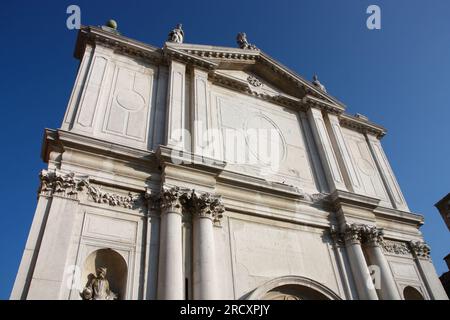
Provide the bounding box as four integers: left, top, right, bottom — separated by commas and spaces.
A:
0, 0, 449, 299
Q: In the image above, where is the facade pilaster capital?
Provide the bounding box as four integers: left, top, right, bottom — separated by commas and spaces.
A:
409, 240, 431, 260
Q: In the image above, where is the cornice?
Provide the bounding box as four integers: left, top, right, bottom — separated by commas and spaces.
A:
43, 129, 155, 163
163, 45, 218, 70
330, 189, 380, 210
302, 95, 344, 115
373, 205, 424, 227
75, 26, 163, 64
157, 146, 226, 174
165, 42, 260, 63
258, 53, 345, 109
209, 71, 302, 109
339, 113, 386, 138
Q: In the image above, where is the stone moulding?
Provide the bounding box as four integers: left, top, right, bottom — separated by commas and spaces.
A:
38, 169, 143, 209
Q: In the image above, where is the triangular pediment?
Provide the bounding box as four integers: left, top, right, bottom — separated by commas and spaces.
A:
164, 42, 345, 111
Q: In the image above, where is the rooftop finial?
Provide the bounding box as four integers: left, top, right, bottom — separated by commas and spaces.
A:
168, 23, 184, 43
236, 32, 258, 50
312, 74, 327, 92
106, 19, 117, 30
101, 19, 120, 34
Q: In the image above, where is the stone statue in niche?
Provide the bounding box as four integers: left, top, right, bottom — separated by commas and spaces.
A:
81, 267, 117, 300
236, 32, 258, 50
168, 23, 184, 43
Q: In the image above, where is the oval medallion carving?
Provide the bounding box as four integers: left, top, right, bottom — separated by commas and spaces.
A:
115, 90, 145, 112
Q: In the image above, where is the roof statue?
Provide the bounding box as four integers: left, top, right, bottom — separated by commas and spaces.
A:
312, 74, 326, 92
236, 32, 258, 50
168, 23, 184, 43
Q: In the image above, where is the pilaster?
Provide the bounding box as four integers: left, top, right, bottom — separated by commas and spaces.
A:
306, 107, 347, 192
165, 60, 187, 150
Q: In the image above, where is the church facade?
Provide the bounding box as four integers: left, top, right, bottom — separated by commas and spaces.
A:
11, 22, 448, 300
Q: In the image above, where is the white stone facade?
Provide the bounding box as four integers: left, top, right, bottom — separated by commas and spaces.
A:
10, 25, 449, 300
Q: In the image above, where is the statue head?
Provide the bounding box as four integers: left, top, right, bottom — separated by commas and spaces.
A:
96, 267, 107, 279
313, 74, 319, 82
176, 23, 183, 30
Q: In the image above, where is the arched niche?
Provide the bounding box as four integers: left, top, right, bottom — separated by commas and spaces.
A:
81, 248, 128, 300
403, 286, 425, 300
246, 276, 341, 300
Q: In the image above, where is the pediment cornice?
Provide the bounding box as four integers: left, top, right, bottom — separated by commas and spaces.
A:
164, 42, 346, 111
75, 26, 163, 64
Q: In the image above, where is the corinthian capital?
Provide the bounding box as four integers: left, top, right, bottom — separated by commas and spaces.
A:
360, 225, 384, 246
39, 169, 88, 199
184, 190, 225, 223
409, 241, 431, 260
343, 223, 363, 244
159, 186, 186, 211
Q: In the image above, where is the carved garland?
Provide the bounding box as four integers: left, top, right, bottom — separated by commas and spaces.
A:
382, 239, 411, 256
38, 170, 142, 209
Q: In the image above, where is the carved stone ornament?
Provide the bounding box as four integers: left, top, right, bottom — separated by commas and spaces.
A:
168, 23, 184, 43
360, 225, 384, 246
182, 190, 225, 225
338, 223, 384, 246
343, 223, 363, 244
247, 75, 262, 87
39, 170, 142, 209
39, 170, 88, 199
236, 32, 258, 50
382, 240, 412, 256
409, 240, 431, 260
159, 186, 187, 210
86, 184, 139, 209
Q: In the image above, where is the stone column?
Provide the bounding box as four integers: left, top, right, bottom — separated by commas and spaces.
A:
189, 192, 224, 300
157, 186, 185, 300
361, 226, 401, 300
410, 241, 449, 300
306, 107, 347, 192
343, 224, 379, 300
